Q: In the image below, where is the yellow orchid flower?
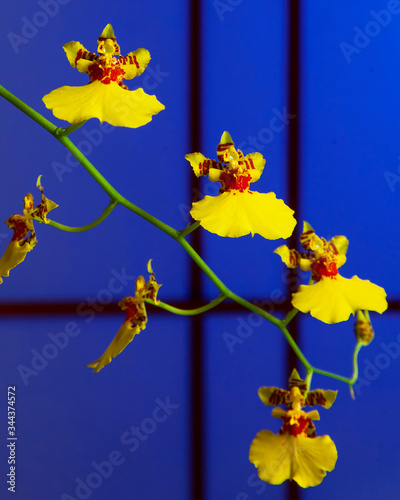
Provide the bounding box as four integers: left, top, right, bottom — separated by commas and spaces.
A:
275, 222, 387, 323
185, 131, 296, 239
43, 24, 165, 128
88, 260, 161, 373
0, 176, 57, 284
250, 370, 338, 488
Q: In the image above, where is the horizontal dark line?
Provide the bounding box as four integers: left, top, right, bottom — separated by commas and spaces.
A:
0, 300, 399, 315
0, 299, 289, 316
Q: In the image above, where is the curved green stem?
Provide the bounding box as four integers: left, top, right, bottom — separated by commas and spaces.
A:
0, 84, 361, 392
311, 367, 353, 386
145, 294, 227, 316
0, 84, 177, 239
56, 120, 87, 136
35, 200, 118, 233
350, 341, 363, 385
312, 341, 363, 387
303, 341, 363, 390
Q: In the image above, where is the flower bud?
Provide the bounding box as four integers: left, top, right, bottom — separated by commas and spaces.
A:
354, 310, 374, 345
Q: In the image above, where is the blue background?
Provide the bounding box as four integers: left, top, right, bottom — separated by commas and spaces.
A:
0, 1, 399, 499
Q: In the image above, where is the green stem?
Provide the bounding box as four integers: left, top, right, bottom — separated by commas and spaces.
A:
0, 84, 359, 391
145, 294, 227, 316
278, 324, 312, 372
0, 85, 177, 239
56, 120, 87, 136
305, 371, 313, 393
350, 341, 363, 385
312, 341, 363, 387
35, 200, 118, 233
0, 84, 57, 135
178, 221, 200, 238
311, 367, 353, 386
282, 307, 299, 326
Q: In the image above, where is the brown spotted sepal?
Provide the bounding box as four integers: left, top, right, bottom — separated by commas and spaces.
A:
145, 259, 162, 304
31, 176, 58, 223
258, 369, 337, 410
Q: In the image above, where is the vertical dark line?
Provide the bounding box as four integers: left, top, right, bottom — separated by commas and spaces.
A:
189, 0, 203, 499
286, 1, 301, 500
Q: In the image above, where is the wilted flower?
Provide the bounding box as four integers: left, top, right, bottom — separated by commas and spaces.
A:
0, 176, 57, 283
87, 260, 161, 373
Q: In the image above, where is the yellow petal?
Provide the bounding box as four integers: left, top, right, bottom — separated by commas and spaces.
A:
43, 80, 165, 127
120, 48, 151, 79
217, 131, 235, 161
330, 235, 349, 256
0, 240, 36, 284
87, 321, 141, 373
274, 245, 301, 268
220, 131, 234, 147
190, 191, 296, 239
300, 221, 315, 250
243, 153, 265, 178
305, 390, 337, 409
208, 167, 222, 183
249, 431, 337, 488
99, 24, 116, 39
76, 59, 94, 73
292, 275, 388, 324
185, 152, 213, 177
63, 41, 94, 68
258, 387, 288, 407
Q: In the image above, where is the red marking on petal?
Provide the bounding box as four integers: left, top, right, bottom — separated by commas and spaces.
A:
87, 61, 125, 85
280, 415, 311, 437
311, 260, 338, 280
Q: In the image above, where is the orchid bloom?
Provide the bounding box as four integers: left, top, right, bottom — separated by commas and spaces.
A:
43, 24, 165, 128
274, 222, 387, 323
88, 260, 161, 373
0, 176, 57, 284
185, 131, 296, 239
249, 370, 338, 488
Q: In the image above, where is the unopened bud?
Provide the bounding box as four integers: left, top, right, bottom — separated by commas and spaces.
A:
354, 310, 374, 345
